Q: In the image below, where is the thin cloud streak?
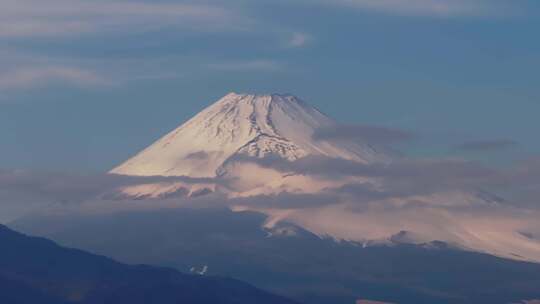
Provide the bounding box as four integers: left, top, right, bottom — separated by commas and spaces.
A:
321, 0, 512, 17
206, 60, 282, 72
228, 154, 540, 208
287, 32, 311, 48
0, 169, 219, 204
456, 139, 519, 152
0, 0, 246, 38
0, 66, 108, 90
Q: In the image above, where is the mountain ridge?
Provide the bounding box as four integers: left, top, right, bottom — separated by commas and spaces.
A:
110, 93, 390, 178
0, 223, 300, 304
104, 92, 540, 264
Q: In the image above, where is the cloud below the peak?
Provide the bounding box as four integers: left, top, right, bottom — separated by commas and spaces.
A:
227, 154, 540, 209
0, 169, 218, 207
312, 124, 415, 144
2, 155, 540, 261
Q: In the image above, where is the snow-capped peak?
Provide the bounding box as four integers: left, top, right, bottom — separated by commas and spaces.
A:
107, 92, 540, 264
110, 93, 390, 177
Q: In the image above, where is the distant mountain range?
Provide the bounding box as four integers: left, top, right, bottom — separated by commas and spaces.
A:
13, 208, 540, 304
0, 224, 299, 304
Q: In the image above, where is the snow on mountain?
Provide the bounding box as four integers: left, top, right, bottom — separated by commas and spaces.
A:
111, 92, 390, 178
108, 92, 540, 263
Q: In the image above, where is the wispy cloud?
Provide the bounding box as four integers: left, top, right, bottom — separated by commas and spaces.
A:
320, 0, 511, 17
287, 32, 311, 48
0, 169, 221, 221
0, 0, 245, 38
312, 124, 415, 144
456, 139, 519, 152
206, 60, 282, 72
0, 66, 108, 90
2, 156, 540, 261
0, 169, 217, 204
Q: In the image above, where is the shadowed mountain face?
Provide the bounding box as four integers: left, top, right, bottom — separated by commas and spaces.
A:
12, 208, 540, 304
0, 276, 69, 304
0, 224, 299, 304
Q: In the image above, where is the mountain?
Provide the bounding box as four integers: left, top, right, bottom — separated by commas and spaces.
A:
0, 224, 299, 304
111, 93, 390, 178
9, 92, 540, 303
104, 92, 540, 264
4, 92, 539, 304
11, 209, 540, 304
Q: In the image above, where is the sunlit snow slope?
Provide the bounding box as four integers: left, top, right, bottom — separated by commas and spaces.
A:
111, 93, 390, 177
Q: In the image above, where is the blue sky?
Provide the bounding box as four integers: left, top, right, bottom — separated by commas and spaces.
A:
1, 0, 539, 171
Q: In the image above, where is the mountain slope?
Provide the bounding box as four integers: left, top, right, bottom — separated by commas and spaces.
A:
0, 224, 299, 304
12, 209, 540, 304
105, 92, 540, 264
110, 93, 390, 178
0, 275, 69, 304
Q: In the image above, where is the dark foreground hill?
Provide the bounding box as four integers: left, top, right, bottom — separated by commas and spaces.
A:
13, 208, 540, 304
0, 224, 299, 304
